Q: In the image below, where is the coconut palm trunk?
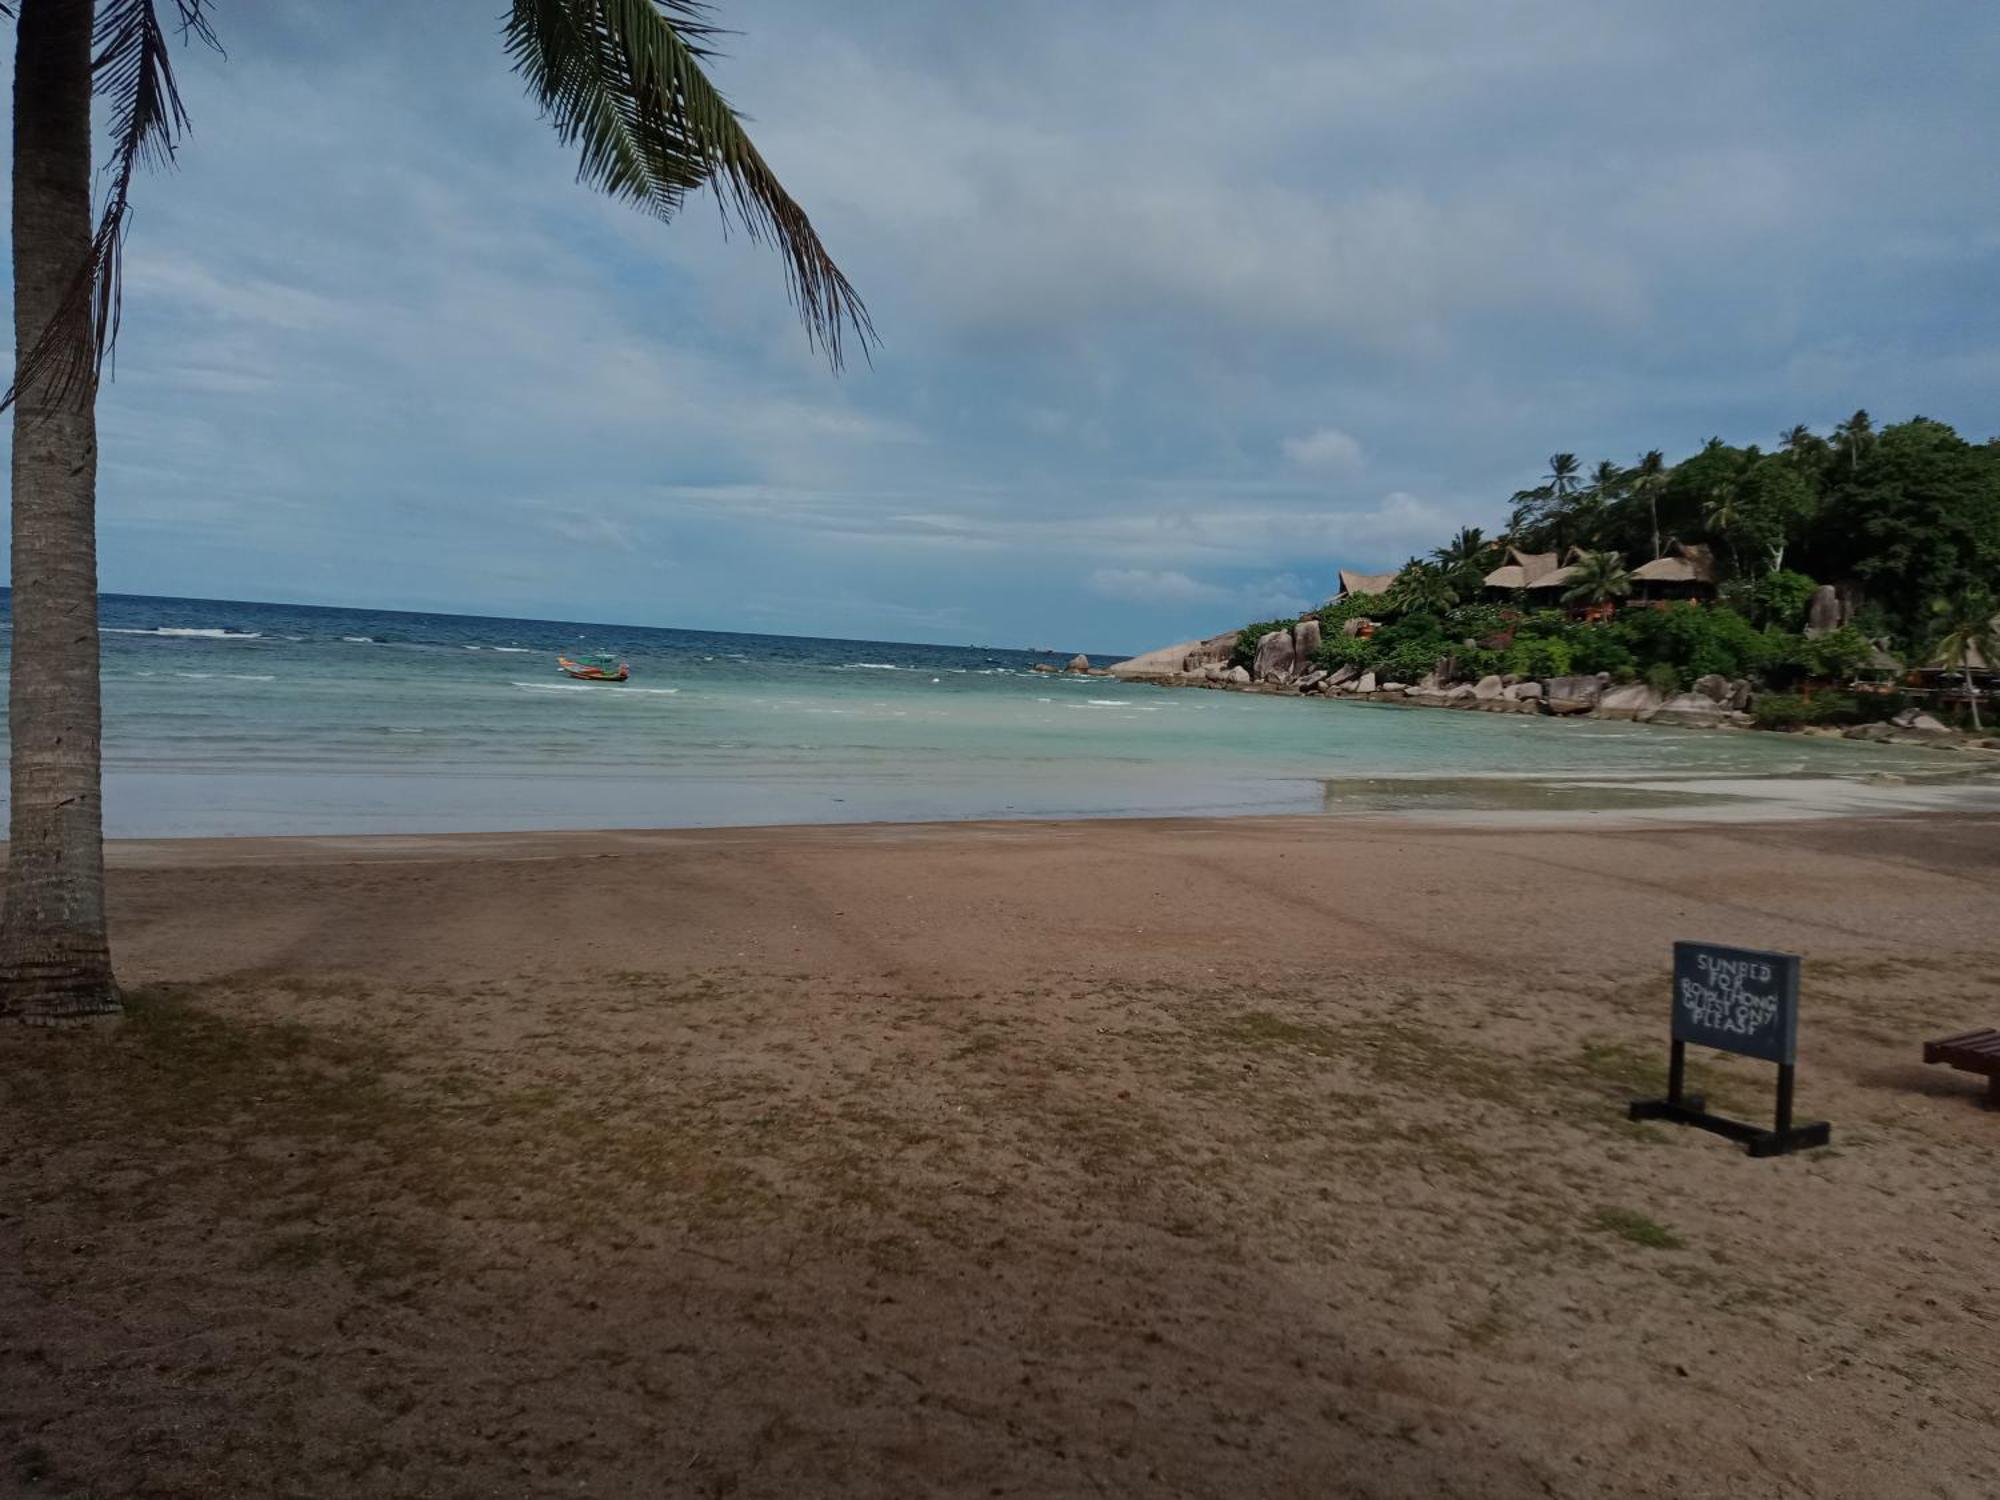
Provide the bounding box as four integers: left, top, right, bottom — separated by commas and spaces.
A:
0, 0, 117, 1019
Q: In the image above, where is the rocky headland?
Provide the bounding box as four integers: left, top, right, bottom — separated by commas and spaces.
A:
1109, 625, 1997, 752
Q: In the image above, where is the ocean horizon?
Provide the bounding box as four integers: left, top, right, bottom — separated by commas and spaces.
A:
0, 591, 1992, 838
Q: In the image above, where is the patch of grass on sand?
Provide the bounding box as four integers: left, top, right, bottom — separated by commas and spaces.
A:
1214, 1011, 1342, 1053
1555, 1039, 1749, 1117
1591, 1206, 1685, 1250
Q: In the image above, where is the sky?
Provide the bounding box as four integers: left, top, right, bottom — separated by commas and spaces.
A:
4, 0, 1998, 654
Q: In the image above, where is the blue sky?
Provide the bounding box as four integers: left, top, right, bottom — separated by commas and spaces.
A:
5, 1, 1998, 653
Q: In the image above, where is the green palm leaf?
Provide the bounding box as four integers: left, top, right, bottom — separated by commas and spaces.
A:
505, 0, 873, 368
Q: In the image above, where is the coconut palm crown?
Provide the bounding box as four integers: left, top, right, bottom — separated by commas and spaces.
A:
1, 0, 871, 1020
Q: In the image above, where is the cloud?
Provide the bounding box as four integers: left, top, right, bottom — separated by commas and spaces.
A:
1088, 569, 1229, 606
1282, 427, 1365, 472
0, 0, 1989, 654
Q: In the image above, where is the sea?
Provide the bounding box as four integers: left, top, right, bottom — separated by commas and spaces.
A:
0, 592, 1991, 839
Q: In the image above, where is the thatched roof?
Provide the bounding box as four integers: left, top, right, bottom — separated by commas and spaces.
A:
1523, 547, 1594, 591
1335, 569, 1397, 598
1482, 548, 1560, 591
1629, 541, 1717, 586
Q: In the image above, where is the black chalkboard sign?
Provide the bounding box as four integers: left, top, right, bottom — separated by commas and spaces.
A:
1631, 940, 1827, 1157
1671, 942, 1800, 1065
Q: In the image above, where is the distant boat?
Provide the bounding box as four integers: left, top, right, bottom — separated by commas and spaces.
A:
557, 652, 629, 682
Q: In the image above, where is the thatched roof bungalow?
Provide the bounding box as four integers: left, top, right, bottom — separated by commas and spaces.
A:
1334, 568, 1398, 600
1481, 548, 1561, 593
1629, 541, 1717, 601
1524, 547, 1595, 596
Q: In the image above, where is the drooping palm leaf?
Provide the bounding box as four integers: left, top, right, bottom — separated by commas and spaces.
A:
2, 0, 218, 414
504, 0, 873, 368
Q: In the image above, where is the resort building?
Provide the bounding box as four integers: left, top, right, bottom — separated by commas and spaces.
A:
1333, 569, 1397, 601
1480, 548, 1562, 595
1628, 540, 1718, 603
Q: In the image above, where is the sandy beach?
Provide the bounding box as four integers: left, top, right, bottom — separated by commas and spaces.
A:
6, 811, 1999, 1498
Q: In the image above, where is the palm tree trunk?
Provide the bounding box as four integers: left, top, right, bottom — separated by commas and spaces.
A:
1, 0, 118, 1020
1968, 667, 1984, 734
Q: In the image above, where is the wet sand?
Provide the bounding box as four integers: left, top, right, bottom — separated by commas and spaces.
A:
5, 812, 1999, 1498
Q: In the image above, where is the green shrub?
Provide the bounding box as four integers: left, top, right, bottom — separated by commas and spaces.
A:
1506, 636, 1572, 680
1613, 603, 1769, 684
1798, 626, 1872, 682
1313, 634, 1377, 672
1380, 638, 1447, 682
1644, 662, 1683, 696
1569, 628, 1636, 676
1752, 570, 1818, 630
1752, 694, 1812, 730
1443, 603, 1507, 641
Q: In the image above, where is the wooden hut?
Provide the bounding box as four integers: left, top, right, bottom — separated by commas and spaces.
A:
1481, 548, 1560, 595
1628, 541, 1717, 603
1333, 568, 1397, 601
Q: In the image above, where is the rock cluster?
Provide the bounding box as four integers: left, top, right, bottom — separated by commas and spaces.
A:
1109, 621, 1995, 750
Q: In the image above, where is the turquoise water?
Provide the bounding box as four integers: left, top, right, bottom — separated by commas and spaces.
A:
0, 594, 1985, 837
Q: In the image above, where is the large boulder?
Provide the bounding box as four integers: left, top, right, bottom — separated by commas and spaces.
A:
1110, 638, 1200, 680
1296, 668, 1328, 691
1292, 617, 1323, 663
1727, 678, 1752, 712
1067, 654, 1091, 672
1594, 683, 1664, 721
1692, 673, 1732, 703
1889, 709, 1953, 738
1472, 674, 1507, 703
1804, 584, 1845, 637
1505, 680, 1543, 702
1252, 629, 1298, 682
1844, 722, 1895, 742
1444, 684, 1477, 705
1224, 665, 1251, 685
1649, 692, 1728, 728
1185, 630, 1241, 672
1544, 674, 1605, 715
1355, 671, 1378, 695
1327, 663, 1359, 688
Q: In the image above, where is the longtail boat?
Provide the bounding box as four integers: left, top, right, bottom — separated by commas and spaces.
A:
557, 652, 629, 682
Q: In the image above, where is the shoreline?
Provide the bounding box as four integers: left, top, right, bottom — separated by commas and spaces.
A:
63, 794, 2000, 866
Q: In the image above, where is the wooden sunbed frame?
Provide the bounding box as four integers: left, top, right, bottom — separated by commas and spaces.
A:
1923, 1029, 2000, 1108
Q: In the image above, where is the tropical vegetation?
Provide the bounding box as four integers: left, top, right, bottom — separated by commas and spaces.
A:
1, 0, 869, 1020
1235, 412, 2000, 723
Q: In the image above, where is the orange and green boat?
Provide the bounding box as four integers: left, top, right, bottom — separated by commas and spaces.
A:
557, 652, 629, 682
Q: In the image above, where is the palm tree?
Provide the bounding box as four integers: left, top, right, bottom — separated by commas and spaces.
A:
1431, 526, 1489, 570
1385, 560, 1459, 618
1832, 409, 1874, 474
1544, 452, 1581, 500
1629, 449, 1667, 561
1560, 550, 1631, 609
0, 0, 870, 1021
1929, 589, 1996, 733
1701, 487, 1739, 575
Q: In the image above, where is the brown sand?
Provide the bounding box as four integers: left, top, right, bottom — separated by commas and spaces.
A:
5, 812, 1999, 1498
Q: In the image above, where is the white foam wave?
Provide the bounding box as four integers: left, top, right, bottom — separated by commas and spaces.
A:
512, 681, 678, 695
490, 646, 534, 653
341, 636, 376, 644
105, 627, 261, 639
844, 662, 908, 670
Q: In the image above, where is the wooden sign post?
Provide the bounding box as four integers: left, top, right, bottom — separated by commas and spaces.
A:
1629, 941, 1830, 1158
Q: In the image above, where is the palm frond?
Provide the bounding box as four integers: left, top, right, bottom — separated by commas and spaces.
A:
505, 0, 873, 369
2, 1, 220, 414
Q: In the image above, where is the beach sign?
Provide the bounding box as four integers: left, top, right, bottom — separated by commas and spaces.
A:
1629, 941, 1830, 1157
